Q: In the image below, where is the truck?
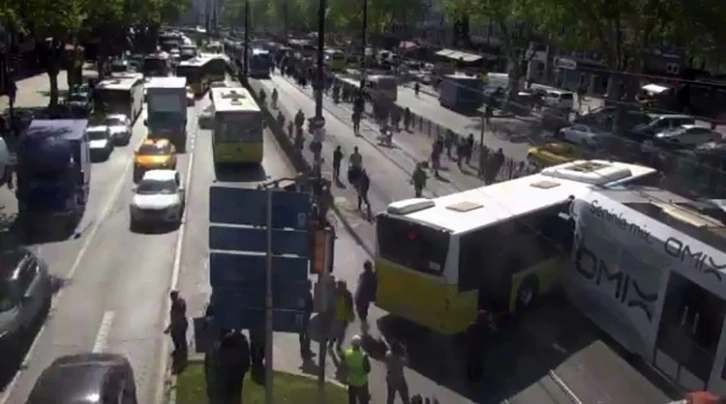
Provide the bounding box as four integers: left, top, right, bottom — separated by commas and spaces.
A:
16, 119, 91, 238
144, 77, 188, 152
439, 73, 484, 112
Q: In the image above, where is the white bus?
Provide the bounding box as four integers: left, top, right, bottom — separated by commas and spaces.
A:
209, 86, 264, 164
94, 75, 145, 123
339, 75, 398, 105
375, 159, 659, 334
567, 186, 726, 394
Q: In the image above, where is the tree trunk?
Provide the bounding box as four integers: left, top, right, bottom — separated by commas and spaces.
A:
47, 66, 59, 107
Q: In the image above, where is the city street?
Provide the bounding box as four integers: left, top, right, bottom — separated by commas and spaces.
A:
249, 74, 674, 403
0, 73, 199, 403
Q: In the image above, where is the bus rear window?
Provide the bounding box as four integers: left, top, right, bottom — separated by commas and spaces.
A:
377, 215, 449, 275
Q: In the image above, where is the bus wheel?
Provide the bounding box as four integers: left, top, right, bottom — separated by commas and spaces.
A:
516, 275, 539, 311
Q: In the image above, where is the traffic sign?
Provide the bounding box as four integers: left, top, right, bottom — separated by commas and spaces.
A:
209, 186, 310, 229
209, 224, 310, 257
208, 186, 312, 333
209, 252, 308, 289
212, 284, 309, 311
214, 308, 307, 333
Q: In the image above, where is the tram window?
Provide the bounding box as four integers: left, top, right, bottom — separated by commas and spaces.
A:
659, 271, 726, 381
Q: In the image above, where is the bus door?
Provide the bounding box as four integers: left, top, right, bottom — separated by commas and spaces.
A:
655, 271, 726, 391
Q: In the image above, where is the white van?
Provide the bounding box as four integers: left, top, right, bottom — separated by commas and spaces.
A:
545, 90, 575, 109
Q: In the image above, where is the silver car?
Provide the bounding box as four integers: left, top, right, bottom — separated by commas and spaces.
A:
0, 247, 53, 355
104, 114, 133, 145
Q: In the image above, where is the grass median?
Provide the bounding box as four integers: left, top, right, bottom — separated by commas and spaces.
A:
176, 362, 348, 404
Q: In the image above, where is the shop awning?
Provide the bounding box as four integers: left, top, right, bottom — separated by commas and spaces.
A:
435, 49, 482, 63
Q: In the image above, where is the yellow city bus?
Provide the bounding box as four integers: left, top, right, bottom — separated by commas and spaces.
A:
375, 160, 658, 334
203, 54, 227, 83
209, 86, 263, 164
325, 49, 347, 72
176, 57, 209, 96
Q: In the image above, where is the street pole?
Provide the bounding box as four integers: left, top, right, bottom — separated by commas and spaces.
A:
314, 0, 326, 120
243, 0, 249, 79
264, 188, 274, 404
317, 228, 333, 404
359, 0, 368, 89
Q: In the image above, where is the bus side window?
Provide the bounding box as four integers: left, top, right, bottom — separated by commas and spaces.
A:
458, 223, 512, 294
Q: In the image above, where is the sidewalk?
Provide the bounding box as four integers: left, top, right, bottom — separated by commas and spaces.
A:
279, 74, 518, 190
250, 76, 479, 404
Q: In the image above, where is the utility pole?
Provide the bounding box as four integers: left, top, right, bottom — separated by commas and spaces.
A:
283, 0, 289, 39
359, 0, 368, 90
243, 0, 249, 79
314, 0, 325, 120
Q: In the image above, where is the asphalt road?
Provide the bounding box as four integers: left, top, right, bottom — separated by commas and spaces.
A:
251, 73, 674, 404
0, 87, 200, 403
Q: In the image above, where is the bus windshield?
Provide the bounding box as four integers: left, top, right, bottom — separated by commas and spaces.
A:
143, 57, 168, 76
95, 89, 130, 114
376, 215, 449, 275
177, 65, 201, 82
214, 112, 262, 142
205, 59, 226, 78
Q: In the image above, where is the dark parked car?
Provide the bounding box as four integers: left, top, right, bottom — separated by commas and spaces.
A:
0, 247, 53, 355
27, 353, 138, 404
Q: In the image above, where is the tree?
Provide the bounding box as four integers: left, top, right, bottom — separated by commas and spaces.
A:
441, 0, 543, 100
16, 0, 86, 106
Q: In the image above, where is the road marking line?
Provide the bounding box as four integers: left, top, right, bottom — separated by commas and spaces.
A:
153, 117, 198, 404
92, 311, 115, 353
0, 120, 148, 404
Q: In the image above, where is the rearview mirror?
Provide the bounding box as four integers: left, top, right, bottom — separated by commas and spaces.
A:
143, 119, 148, 126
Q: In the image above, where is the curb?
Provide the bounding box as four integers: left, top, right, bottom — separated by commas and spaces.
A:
244, 79, 376, 258
166, 358, 348, 402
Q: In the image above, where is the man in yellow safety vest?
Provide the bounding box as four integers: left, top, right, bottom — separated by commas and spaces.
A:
343, 335, 371, 404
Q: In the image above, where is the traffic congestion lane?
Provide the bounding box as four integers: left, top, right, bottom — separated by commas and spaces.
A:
0, 104, 196, 403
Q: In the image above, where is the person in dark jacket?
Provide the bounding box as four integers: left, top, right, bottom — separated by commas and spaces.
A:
333, 146, 344, 182
299, 281, 314, 359
484, 148, 505, 185
215, 330, 251, 403
164, 291, 188, 363
357, 169, 371, 221
465, 310, 496, 384
354, 260, 377, 323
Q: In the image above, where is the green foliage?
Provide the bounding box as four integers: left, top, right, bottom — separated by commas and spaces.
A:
442, 0, 726, 69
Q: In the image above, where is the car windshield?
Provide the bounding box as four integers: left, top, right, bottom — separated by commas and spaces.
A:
138, 144, 170, 155
87, 130, 107, 140
104, 116, 126, 126
68, 93, 87, 102
137, 179, 176, 195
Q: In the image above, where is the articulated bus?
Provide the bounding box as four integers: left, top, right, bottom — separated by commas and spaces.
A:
94, 75, 144, 123
566, 186, 726, 395
375, 160, 658, 334
210, 86, 263, 164
249, 49, 272, 78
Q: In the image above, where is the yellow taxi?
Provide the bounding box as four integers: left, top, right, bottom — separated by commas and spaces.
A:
526, 142, 583, 168
133, 139, 177, 182
186, 86, 195, 106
